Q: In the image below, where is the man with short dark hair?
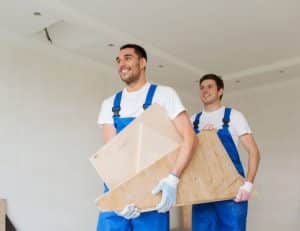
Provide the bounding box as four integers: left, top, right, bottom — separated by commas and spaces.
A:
191, 73, 260, 231
96, 44, 197, 231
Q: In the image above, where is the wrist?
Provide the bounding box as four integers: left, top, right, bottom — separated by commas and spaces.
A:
167, 173, 179, 187
170, 172, 179, 178
241, 181, 253, 192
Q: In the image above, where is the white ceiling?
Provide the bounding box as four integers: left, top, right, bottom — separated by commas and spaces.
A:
1, 0, 300, 94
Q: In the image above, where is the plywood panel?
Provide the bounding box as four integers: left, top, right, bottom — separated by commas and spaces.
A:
0, 199, 5, 231
90, 104, 182, 189
182, 205, 192, 231
96, 131, 244, 211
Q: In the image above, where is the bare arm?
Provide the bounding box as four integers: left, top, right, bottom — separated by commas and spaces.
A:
171, 111, 198, 177
101, 124, 117, 144
239, 133, 260, 183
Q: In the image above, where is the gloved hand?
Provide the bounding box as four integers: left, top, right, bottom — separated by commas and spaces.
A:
115, 204, 140, 219
152, 174, 179, 213
234, 181, 253, 202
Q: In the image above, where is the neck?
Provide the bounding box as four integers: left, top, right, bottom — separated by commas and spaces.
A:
126, 74, 147, 92
203, 101, 222, 112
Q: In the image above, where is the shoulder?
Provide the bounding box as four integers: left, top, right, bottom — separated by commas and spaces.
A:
190, 112, 201, 121
101, 95, 114, 108
229, 108, 247, 121
227, 107, 252, 135
156, 84, 178, 94
153, 84, 185, 119
98, 93, 120, 125
228, 107, 251, 129
101, 90, 123, 109
152, 84, 181, 102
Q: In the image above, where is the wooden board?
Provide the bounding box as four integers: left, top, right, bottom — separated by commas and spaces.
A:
182, 205, 192, 231
95, 131, 244, 211
0, 199, 5, 231
90, 104, 182, 189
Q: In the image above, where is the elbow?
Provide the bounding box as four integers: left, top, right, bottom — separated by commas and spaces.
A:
185, 135, 198, 162
257, 149, 261, 163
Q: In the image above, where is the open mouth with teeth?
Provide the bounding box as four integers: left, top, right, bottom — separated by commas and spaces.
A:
120, 68, 130, 75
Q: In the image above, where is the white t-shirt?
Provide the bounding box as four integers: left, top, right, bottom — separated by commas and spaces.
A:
98, 82, 185, 124
190, 106, 251, 147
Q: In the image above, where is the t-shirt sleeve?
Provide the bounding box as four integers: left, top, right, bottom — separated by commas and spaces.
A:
190, 113, 197, 123
97, 98, 114, 125
231, 110, 252, 136
161, 87, 186, 119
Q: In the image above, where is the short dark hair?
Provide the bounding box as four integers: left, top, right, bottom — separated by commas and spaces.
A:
120, 44, 147, 61
199, 73, 224, 99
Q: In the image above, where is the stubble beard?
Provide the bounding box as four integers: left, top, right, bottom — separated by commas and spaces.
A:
120, 69, 141, 86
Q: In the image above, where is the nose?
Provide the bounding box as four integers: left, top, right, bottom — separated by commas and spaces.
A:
201, 87, 207, 93
118, 62, 125, 71
116, 58, 123, 66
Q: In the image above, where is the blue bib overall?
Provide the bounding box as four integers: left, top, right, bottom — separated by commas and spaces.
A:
97, 84, 169, 231
192, 108, 248, 231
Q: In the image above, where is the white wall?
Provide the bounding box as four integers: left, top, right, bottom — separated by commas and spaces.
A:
227, 79, 300, 231
1, 36, 299, 231
0, 36, 183, 231
0, 37, 119, 231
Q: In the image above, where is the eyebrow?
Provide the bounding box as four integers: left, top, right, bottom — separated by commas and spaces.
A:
124, 54, 133, 58
200, 83, 213, 88
116, 54, 134, 61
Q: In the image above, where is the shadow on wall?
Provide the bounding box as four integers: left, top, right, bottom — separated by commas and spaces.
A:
6, 216, 17, 231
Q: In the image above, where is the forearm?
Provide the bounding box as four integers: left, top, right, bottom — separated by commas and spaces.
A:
246, 149, 260, 183
235, 147, 260, 202
239, 134, 261, 183
171, 133, 198, 177
101, 124, 117, 144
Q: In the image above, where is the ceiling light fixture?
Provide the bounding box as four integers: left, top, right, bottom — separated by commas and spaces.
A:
33, 12, 41, 16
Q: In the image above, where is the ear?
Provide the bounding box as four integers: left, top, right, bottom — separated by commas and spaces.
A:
139, 58, 147, 69
218, 88, 224, 98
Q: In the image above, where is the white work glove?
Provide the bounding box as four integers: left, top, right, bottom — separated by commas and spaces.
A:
115, 204, 140, 219
234, 181, 253, 202
152, 174, 179, 213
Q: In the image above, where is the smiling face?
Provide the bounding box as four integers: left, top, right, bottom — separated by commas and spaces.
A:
116, 48, 146, 86
199, 79, 223, 106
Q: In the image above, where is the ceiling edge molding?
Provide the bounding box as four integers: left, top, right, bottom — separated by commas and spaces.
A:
224, 57, 300, 80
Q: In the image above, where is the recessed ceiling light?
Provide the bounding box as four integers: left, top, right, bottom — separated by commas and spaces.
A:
33, 12, 41, 16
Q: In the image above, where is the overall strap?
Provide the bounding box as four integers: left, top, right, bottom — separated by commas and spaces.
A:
193, 112, 202, 134
222, 107, 232, 128
143, 84, 157, 110
112, 91, 122, 117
